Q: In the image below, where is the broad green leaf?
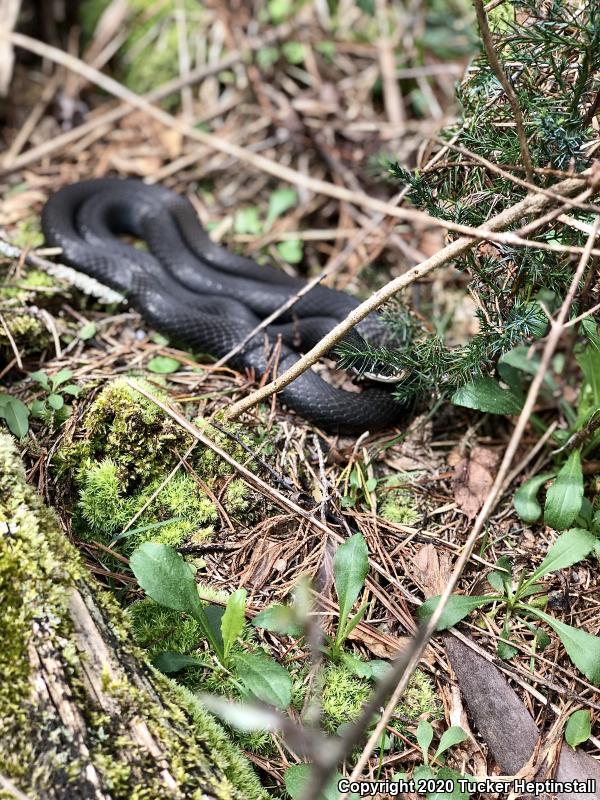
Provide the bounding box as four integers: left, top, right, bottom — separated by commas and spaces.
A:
526, 528, 596, 585
525, 607, 600, 684
79, 321, 97, 340
452, 377, 522, 415
50, 368, 73, 389
513, 472, 556, 523
234, 207, 262, 235
153, 651, 206, 673
497, 636, 518, 661
434, 727, 468, 760
221, 588, 247, 660
233, 653, 292, 709
130, 543, 203, 617
276, 239, 303, 263
340, 651, 390, 680
334, 533, 369, 636
0, 395, 30, 438
417, 720, 434, 762
544, 450, 583, 530
564, 709, 591, 749
28, 370, 49, 390
266, 187, 298, 228
487, 555, 512, 593
48, 393, 64, 410
417, 594, 496, 631
365, 477, 378, 493
29, 399, 46, 418
61, 384, 80, 396
284, 764, 358, 800
147, 356, 181, 374
252, 604, 303, 637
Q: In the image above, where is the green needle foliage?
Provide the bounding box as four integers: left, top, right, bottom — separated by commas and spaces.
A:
337, 0, 599, 404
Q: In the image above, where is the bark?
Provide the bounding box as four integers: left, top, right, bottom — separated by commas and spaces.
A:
0, 433, 268, 800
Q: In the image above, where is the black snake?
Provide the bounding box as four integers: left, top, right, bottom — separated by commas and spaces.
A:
41, 178, 403, 433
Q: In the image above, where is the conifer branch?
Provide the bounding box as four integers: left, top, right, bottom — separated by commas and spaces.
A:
225, 173, 589, 423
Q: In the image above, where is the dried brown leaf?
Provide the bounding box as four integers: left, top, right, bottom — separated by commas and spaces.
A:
453, 446, 500, 518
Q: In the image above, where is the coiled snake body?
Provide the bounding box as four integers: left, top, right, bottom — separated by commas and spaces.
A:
42, 178, 403, 433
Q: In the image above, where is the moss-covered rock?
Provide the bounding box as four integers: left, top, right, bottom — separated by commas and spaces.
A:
56, 378, 258, 550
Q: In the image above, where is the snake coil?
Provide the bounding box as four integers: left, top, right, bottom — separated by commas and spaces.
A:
42, 178, 403, 433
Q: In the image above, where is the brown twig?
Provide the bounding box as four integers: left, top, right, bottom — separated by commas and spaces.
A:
473, 0, 534, 182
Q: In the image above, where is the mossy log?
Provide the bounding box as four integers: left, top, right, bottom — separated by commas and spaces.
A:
0, 433, 268, 800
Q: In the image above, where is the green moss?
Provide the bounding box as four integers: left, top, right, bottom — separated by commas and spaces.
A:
129, 599, 201, 658
321, 665, 372, 733
378, 475, 421, 526
58, 378, 262, 550
0, 312, 48, 353
0, 433, 80, 780
395, 669, 442, 724
0, 434, 270, 799
80, 0, 206, 102
12, 218, 44, 249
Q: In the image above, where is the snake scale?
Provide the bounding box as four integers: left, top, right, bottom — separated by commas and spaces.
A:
41, 178, 403, 433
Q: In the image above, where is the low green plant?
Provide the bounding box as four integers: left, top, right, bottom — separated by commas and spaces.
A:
394, 719, 469, 800
418, 528, 600, 683
0, 392, 29, 437
564, 709, 591, 750
130, 542, 292, 709
29, 368, 80, 426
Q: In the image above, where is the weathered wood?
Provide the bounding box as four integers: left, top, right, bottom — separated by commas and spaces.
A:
0, 433, 268, 800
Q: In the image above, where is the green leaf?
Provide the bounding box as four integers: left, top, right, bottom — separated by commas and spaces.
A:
284, 764, 358, 800
340, 652, 390, 680
234, 207, 262, 235
153, 651, 206, 673
233, 653, 292, 709
365, 477, 378, 493
334, 533, 369, 639
266, 187, 298, 228
544, 450, 583, 530
29, 399, 47, 418
281, 41, 305, 64
130, 543, 203, 617
497, 636, 518, 661
526, 528, 596, 585
147, 356, 181, 374
513, 472, 556, 523
417, 594, 496, 631
0, 395, 30, 438
343, 603, 368, 640
199, 693, 283, 732
79, 321, 97, 340
525, 607, 600, 684
130, 543, 224, 659
28, 370, 49, 390
47, 393, 64, 410
417, 719, 434, 761
221, 588, 247, 660
434, 727, 468, 760
252, 604, 303, 637
487, 555, 512, 593
61, 384, 80, 396
452, 377, 523, 415
276, 239, 303, 264
50, 369, 73, 389
564, 709, 591, 749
